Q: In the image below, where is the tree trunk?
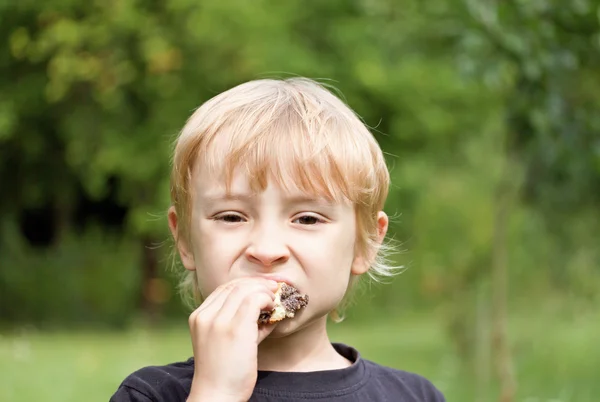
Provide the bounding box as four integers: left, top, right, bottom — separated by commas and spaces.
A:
475, 283, 491, 402
491, 166, 517, 402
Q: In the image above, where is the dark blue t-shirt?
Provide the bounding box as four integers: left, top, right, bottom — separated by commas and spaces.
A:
110, 343, 445, 401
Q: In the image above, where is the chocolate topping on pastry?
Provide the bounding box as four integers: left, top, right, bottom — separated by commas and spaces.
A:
258, 283, 309, 324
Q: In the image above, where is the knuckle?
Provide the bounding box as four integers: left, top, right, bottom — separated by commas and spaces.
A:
242, 292, 256, 302
194, 314, 211, 330
249, 293, 270, 308
256, 292, 270, 303
188, 312, 197, 327
226, 284, 242, 297
218, 282, 235, 293
245, 292, 265, 305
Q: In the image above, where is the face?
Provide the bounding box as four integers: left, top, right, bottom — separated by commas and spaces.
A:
170, 168, 386, 336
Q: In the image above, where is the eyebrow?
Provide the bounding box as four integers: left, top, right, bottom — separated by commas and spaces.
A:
202, 193, 254, 202
201, 192, 335, 207
284, 195, 335, 207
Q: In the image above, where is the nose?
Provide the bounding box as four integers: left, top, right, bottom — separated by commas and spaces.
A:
245, 223, 290, 269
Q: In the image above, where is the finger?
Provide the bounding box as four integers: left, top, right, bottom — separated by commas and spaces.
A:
212, 283, 275, 325
188, 282, 242, 334
195, 283, 233, 314
188, 282, 232, 326
193, 277, 273, 317
202, 278, 277, 310
189, 278, 278, 331
235, 293, 277, 339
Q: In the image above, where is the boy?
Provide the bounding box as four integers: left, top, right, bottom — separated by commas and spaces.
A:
110, 78, 445, 401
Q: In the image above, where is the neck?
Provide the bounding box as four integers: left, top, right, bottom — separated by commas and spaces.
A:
257, 317, 351, 372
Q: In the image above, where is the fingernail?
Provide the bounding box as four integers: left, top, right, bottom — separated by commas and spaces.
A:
267, 280, 279, 289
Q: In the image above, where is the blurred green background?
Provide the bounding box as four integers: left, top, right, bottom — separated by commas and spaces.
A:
1, 1, 599, 401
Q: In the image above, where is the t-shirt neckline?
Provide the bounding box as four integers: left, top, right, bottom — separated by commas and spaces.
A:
252, 343, 368, 397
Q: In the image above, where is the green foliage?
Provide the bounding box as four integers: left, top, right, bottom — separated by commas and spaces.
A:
0, 224, 141, 328
0, 0, 598, 350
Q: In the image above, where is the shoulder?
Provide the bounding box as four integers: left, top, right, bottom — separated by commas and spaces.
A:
110, 358, 194, 402
363, 359, 446, 402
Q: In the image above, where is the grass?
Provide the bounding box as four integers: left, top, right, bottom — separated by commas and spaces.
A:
1, 309, 598, 402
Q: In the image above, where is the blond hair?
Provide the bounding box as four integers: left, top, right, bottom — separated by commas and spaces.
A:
170, 77, 398, 319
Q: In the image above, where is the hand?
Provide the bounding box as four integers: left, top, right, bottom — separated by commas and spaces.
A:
186, 278, 279, 402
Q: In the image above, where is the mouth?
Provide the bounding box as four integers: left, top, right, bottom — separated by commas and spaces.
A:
254, 275, 299, 291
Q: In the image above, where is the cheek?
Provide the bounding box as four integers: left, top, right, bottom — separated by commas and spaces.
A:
191, 224, 242, 295
302, 222, 356, 275
299, 225, 356, 306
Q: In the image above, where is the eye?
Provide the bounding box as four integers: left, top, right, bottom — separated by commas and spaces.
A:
214, 213, 246, 223
293, 215, 325, 225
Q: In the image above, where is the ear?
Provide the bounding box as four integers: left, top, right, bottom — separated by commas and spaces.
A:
351, 211, 389, 275
168, 206, 197, 271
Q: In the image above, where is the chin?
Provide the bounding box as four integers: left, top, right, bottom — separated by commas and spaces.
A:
265, 311, 326, 339
266, 317, 302, 338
